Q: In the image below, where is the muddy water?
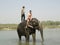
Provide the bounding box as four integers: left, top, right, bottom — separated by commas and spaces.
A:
0, 28, 60, 45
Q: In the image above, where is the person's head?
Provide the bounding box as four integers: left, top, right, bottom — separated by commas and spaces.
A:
22, 6, 25, 9
29, 10, 32, 13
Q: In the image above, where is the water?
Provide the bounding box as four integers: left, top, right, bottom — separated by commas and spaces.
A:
0, 28, 60, 45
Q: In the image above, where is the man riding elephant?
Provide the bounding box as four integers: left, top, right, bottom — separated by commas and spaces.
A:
26, 10, 33, 28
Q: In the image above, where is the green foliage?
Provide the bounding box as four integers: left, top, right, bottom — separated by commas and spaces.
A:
41, 21, 60, 28
0, 24, 18, 30
41, 21, 60, 25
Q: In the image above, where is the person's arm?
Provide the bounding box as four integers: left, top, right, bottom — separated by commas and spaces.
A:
27, 19, 33, 28
21, 9, 23, 15
27, 19, 29, 25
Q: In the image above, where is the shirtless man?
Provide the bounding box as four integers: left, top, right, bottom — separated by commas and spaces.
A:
26, 10, 33, 28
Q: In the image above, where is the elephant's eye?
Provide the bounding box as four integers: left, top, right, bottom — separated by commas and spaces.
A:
33, 22, 35, 25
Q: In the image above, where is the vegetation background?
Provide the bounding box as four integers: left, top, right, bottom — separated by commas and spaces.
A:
0, 21, 60, 30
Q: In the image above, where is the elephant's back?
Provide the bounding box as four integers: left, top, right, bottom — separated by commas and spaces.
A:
17, 20, 27, 32
18, 20, 27, 28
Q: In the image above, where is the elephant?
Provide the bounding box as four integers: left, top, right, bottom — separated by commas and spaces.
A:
17, 18, 44, 42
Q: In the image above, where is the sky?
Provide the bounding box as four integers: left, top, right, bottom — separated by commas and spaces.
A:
0, 0, 60, 24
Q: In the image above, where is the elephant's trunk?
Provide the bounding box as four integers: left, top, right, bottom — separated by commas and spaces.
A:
39, 21, 44, 42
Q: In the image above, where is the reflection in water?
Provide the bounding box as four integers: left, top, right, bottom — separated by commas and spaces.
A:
41, 41, 44, 45
18, 41, 29, 45
17, 40, 44, 45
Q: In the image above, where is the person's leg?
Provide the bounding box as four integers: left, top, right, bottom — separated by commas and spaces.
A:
25, 19, 29, 28
24, 14, 25, 21
21, 14, 25, 22
21, 15, 23, 22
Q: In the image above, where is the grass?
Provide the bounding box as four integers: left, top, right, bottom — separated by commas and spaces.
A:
0, 24, 18, 30
42, 25, 60, 29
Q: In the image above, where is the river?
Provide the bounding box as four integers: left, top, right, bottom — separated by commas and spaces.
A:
0, 28, 60, 45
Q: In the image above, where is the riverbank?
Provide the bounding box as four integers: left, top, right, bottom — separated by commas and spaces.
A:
0, 24, 18, 30
0, 24, 60, 30
42, 25, 60, 29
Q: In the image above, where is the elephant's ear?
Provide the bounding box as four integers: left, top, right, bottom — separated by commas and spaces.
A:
39, 21, 40, 25
39, 21, 41, 27
39, 21, 43, 29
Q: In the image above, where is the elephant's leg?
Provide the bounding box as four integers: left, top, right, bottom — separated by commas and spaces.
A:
19, 35, 21, 40
17, 34, 21, 41
25, 29, 30, 42
25, 35, 29, 42
32, 33, 36, 42
17, 30, 21, 40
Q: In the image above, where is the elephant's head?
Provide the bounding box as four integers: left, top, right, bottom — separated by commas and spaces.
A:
29, 18, 40, 29
29, 18, 44, 41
